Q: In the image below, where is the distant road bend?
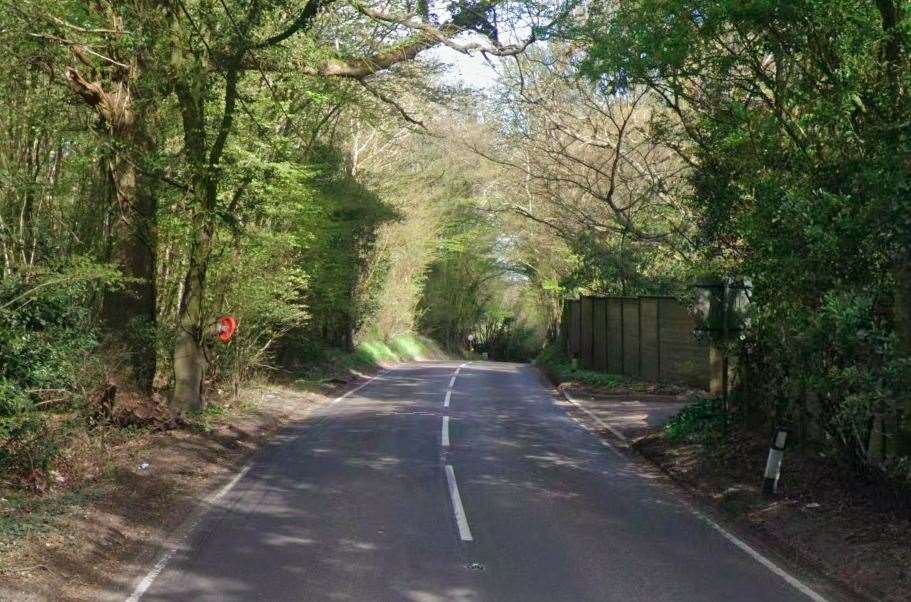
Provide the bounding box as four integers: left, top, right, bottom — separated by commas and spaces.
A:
127, 361, 836, 602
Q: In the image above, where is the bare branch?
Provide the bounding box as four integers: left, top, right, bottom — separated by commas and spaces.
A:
254, 0, 327, 48
351, 1, 534, 57
26, 33, 130, 69
355, 78, 430, 131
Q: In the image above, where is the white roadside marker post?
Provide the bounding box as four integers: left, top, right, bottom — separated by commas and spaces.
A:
763, 426, 789, 496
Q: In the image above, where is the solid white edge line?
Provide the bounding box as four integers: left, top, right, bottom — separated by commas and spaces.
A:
689, 506, 828, 602
444, 389, 452, 407
125, 544, 176, 602
445, 465, 473, 542
126, 368, 390, 602
561, 389, 630, 446
567, 415, 623, 459
212, 464, 252, 504
442, 416, 450, 447
558, 387, 827, 602
125, 464, 252, 602
331, 368, 389, 404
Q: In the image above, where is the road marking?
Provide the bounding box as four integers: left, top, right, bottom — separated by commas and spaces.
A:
442, 416, 450, 447
596, 437, 624, 459
126, 369, 390, 602
444, 389, 452, 407
688, 505, 828, 602
448, 375, 456, 388
557, 387, 827, 601
561, 389, 630, 446
126, 464, 251, 602
331, 369, 389, 404
567, 415, 623, 458
445, 465, 473, 542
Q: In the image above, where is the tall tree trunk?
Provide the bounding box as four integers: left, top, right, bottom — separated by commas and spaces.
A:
894, 258, 911, 454
102, 146, 158, 393
172, 220, 213, 412
171, 66, 225, 412
66, 68, 159, 394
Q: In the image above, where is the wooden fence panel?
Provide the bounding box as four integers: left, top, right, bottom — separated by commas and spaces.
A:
606, 298, 623, 374
559, 295, 709, 390
580, 297, 594, 368
568, 300, 580, 358
592, 298, 608, 372
640, 298, 660, 381
657, 297, 710, 388
622, 298, 640, 377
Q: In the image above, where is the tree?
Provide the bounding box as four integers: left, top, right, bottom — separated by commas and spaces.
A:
576, 0, 911, 462
485, 44, 697, 296
9, 0, 173, 393
162, 0, 560, 410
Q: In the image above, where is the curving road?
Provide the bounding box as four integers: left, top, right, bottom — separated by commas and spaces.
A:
128, 361, 835, 602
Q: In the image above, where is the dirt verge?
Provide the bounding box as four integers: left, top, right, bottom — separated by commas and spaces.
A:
636, 430, 910, 602
0, 369, 381, 601
542, 369, 910, 602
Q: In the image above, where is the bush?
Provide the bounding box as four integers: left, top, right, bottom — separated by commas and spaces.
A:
0, 379, 51, 474
0, 268, 104, 477
737, 291, 909, 468
665, 397, 726, 444
355, 334, 445, 366
535, 344, 625, 388
0, 278, 99, 392
473, 315, 542, 362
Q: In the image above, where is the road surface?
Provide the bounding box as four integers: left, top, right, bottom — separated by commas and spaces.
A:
130, 361, 832, 601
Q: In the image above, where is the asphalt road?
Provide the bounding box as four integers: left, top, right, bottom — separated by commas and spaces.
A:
130, 361, 830, 602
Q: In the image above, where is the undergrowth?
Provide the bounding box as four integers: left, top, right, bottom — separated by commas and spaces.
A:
290, 333, 445, 386
664, 397, 726, 444
0, 487, 103, 555
534, 344, 625, 389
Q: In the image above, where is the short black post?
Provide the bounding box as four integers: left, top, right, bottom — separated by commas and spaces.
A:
763, 426, 789, 495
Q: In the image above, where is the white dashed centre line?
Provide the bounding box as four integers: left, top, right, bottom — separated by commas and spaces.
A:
445, 465, 473, 541
442, 364, 472, 543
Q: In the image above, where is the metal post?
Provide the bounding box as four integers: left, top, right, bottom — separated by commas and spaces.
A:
763, 427, 789, 495
619, 299, 625, 375
656, 298, 662, 381
637, 297, 643, 378
721, 279, 730, 434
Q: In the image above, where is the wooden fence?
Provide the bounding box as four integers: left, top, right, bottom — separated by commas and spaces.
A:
560, 296, 713, 390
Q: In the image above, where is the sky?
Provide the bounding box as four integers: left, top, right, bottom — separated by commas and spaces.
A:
428, 45, 502, 90
418, 0, 542, 91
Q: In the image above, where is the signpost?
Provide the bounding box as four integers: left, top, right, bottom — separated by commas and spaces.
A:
692, 278, 753, 432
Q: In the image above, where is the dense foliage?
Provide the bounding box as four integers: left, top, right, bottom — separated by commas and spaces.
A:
0, 0, 566, 480
575, 0, 911, 470
3, 0, 909, 485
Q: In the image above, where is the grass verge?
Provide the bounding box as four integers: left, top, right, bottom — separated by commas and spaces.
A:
1, 333, 447, 597
286, 333, 445, 392
534, 345, 625, 389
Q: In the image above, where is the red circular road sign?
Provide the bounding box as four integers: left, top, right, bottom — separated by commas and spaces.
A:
217, 316, 237, 343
